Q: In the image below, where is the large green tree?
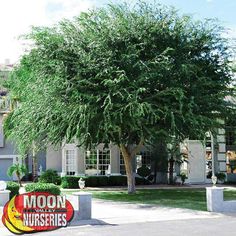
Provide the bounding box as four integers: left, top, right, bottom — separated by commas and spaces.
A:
4, 2, 234, 193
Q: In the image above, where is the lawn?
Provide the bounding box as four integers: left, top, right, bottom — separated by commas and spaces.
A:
63, 188, 236, 211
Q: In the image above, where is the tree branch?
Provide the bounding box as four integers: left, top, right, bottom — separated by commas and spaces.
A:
131, 137, 144, 157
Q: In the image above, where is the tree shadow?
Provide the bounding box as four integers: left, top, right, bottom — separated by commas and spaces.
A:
68, 218, 118, 227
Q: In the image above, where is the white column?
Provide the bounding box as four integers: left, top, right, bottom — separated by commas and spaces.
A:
61, 148, 66, 177
77, 148, 85, 175
206, 187, 224, 212
75, 147, 79, 176
110, 144, 121, 175
70, 192, 92, 220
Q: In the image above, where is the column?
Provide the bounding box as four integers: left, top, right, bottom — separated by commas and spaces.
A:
110, 144, 121, 175
76, 147, 85, 175
61, 147, 66, 177
206, 187, 224, 212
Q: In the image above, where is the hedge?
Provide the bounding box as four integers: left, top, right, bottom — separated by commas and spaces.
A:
6, 182, 20, 199
109, 176, 127, 186
25, 183, 61, 195
61, 176, 84, 189
61, 175, 150, 188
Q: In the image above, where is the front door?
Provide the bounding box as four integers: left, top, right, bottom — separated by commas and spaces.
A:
187, 140, 206, 184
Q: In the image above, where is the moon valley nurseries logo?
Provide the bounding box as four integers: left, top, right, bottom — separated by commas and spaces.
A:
2, 192, 74, 235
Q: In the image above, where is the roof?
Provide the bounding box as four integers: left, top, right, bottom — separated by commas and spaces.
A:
0, 64, 14, 71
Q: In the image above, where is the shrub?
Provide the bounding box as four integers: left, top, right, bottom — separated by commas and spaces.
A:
97, 176, 109, 186
108, 175, 127, 186
135, 177, 150, 185
147, 174, 155, 182
85, 176, 100, 187
25, 183, 60, 195
178, 172, 188, 185
61, 176, 109, 188
207, 171, 212, 179
39, 169, 61, 185
137, 166, 151, 178
7, 182, 20, 199
60, 175, 151, 188
61, 176, 81, 189
216, 172, 226, 182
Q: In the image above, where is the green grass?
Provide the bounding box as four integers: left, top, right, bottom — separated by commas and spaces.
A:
63, 188, 236, 211
92, 189, 208, 211
224, 189, 236, 200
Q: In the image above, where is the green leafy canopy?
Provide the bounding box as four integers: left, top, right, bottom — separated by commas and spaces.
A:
4, 1, 234, 153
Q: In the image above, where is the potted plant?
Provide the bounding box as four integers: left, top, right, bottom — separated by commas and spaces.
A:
215, 172, 226, 184
178, 172, 187, 185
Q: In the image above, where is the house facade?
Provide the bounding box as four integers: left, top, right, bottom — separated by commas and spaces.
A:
0, 62, 46, 180
0, 62, 19, 180
45, 128, 233, 184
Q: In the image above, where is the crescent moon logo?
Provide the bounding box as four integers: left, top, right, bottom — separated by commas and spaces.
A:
2, 192, 74, 234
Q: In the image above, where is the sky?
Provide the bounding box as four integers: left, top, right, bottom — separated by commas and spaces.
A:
0, 0, 236, 64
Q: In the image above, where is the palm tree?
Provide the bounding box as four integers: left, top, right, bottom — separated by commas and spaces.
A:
7, 163, 27, 187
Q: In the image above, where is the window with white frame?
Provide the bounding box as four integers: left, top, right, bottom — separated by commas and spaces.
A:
120, 153, 126, 175
120, 150, 152, 175
85, 149, 110, 175
65, 150, 76, 175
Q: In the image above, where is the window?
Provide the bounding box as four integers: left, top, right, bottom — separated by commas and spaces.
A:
226, 126, 236, 146
98, 150, 110, 175
205, 136, 213, 179
85, 149, 110, 175
119, 150, 152, 175
226, 151, 236, 174
120, 153, 126, 175
65, 150, 75, 175
136, 151, 152, 171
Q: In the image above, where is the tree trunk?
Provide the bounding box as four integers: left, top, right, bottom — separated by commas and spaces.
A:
125, 157, 136, 194
32, 143, 38, 182
169, 157, 174, 185
16, 172, 22, 187
32, 155, 38, 182
120, 145, 136, 194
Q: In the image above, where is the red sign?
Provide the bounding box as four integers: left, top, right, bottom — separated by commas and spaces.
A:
2, 192, 74, 235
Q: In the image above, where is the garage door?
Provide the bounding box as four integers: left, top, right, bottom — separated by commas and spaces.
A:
0, 158, 13, 181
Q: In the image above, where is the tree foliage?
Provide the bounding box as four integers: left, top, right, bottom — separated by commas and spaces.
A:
4, 2, 235, 192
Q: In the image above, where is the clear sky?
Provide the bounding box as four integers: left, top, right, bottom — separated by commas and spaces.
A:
0, 0, 236, 64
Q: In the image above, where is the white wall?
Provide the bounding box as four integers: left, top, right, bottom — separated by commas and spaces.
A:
46, 145, 62, 172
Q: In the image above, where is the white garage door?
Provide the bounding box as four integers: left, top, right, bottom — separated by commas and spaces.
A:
0, 158, 13, 181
